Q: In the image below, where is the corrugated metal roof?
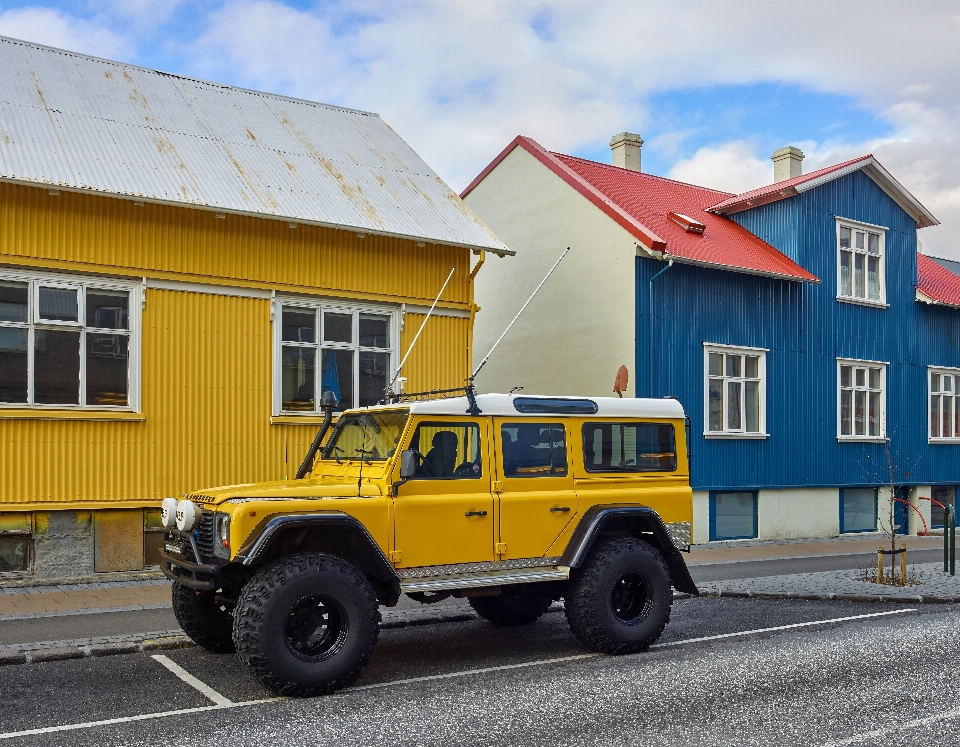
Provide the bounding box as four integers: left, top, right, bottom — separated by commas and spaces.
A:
463, 136, 817, 282
918, 253, 960, 308
0, 36, 511, 253
707, 155, 939, 229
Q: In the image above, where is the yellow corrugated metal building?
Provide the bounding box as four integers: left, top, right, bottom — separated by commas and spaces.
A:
0, 37, 509, 578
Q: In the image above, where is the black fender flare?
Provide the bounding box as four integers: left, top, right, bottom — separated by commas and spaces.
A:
234, 512, 399, 590
560, 505, 699, 595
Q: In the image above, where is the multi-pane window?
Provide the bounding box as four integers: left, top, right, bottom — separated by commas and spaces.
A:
705, 346, 765, 435
0, 272, 137, 409
838, 360, 884, 438
930, 368, 960, 440
838, 221, 884, 303
276, 301, 396, 414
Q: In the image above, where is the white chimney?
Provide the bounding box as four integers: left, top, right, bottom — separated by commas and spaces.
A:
771, 146, 804, 182
610, 132, 643, 172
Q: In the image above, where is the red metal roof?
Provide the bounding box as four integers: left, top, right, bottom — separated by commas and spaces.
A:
462, 136, 818, 282
707, 154, 939, 229
917, 253, 960, 308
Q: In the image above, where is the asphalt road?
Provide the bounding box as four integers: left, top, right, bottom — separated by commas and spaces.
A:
3, 596, 959, 746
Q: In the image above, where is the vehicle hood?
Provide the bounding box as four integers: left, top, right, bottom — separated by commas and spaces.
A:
186, 479, 382, 506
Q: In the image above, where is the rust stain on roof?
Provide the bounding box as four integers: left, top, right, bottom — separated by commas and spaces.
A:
245, 128, 257, 141
104, 71, 112, 79
222, 143, 279, 210
278, 109, 384, 226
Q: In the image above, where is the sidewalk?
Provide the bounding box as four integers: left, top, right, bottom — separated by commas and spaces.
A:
688, 533, 943, 565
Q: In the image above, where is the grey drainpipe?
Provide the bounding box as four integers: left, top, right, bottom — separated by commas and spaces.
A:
648, 258, 674, 396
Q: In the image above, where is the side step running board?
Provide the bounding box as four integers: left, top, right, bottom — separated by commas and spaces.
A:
400, 566, 570, 593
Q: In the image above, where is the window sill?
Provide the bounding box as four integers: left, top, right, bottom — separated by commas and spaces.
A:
271, 415, 330, 425
836, 296, 888, 309
703, 432, 768, 440
837, 436, 886, 443
928, 438, 960, 445
0, 408, 144, 421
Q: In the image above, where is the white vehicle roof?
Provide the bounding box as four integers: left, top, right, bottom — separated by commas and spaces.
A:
352, 393, 685, 419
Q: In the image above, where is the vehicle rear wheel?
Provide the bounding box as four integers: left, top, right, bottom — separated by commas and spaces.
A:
232, 552, 381, 697
468, 587, 553, 625
564, 537, 672, 654
172, 581, 235, 653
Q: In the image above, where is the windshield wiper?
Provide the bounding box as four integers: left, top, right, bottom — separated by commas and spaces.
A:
333, 446, 344, 465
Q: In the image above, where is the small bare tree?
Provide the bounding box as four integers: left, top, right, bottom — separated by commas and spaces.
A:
859, 427, 921, 584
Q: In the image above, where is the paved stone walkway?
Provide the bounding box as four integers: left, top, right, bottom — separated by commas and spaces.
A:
699, 562, 960, 602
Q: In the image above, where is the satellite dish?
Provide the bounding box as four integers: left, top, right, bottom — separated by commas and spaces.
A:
613, 365, 629, 398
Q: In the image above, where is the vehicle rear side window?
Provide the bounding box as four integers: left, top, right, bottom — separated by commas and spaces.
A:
582, 423, 676, 472
501, 423, 567, 477
409, 422, 482, 479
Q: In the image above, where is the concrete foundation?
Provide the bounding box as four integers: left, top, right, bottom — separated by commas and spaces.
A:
758, 488, 840, 540
32, 511, 95, 578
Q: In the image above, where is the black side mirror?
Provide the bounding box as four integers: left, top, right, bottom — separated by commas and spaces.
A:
400, 450, 418, 479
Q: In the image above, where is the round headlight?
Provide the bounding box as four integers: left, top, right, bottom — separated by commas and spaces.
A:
175, 499, 198, 532
160, 497, 178, 529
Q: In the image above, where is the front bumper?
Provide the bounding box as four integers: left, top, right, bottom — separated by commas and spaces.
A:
159, 534, 221, 591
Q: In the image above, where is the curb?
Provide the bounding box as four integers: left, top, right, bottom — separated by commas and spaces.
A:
698, 589, 960, 604
0, 570, 165, 592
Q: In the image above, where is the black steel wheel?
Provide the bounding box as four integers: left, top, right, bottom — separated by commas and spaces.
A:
172, 581, 235, 653
564, 537, 672, 654
233, 552, 380, 697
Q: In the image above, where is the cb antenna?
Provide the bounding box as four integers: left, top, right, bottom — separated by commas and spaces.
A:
470, 247, 569, 383
386, 266, 456, 399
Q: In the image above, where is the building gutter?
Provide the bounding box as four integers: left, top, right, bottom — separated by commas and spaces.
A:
648, 258, 674, 396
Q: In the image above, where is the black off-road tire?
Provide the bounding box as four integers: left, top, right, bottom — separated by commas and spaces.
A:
171, 582, 236, 653
468, 587, 553, 625
232, 552, 381, 697
564, 537, 672, 654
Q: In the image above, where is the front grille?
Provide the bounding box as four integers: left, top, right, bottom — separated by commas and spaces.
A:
196, 511, 216, 556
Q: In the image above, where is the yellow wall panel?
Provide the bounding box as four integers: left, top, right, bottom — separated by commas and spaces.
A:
0, 182, 472, 307
0, 183, 478, 510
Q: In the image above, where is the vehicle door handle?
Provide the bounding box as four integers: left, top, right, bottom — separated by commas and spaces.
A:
464, 510, 488, 517
550, 506, 571, 513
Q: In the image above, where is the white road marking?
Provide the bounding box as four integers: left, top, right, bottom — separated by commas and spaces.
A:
650, 608, 917, 648
0, 607, 922, 740
820, 706, 960, 746
151, 654, 234, 706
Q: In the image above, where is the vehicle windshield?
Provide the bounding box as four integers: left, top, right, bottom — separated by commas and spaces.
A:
321, 411, 409, 462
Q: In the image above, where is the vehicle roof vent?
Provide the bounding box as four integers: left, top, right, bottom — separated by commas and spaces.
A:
513, 397, 598, 414
667, 212, 706, 234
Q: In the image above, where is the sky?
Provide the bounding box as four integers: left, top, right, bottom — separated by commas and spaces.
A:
1, 1, 959, 257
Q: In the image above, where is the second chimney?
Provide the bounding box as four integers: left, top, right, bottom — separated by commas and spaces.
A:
772, 146, 804, 182
610, 132, 643, 172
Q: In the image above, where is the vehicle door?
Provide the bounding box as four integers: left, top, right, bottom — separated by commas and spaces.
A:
393, 418, 493, 568
494, 419, 577, 560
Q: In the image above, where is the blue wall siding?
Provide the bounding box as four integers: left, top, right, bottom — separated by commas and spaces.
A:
637, 169, 960, 491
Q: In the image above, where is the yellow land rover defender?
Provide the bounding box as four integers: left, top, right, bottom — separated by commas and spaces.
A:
159, 391, 697, 696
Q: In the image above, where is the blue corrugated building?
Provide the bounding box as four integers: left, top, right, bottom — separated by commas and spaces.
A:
465, 134, 960, 542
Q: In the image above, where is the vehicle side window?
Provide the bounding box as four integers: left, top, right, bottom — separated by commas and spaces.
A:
408, 422, 482, 479
582, 422, 676, 472
501, 423, 567, 477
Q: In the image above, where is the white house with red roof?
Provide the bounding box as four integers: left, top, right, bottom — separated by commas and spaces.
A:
464, 134, 960, 543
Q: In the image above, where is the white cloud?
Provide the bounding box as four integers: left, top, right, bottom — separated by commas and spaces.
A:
666, 141, 770, 195
0, 6, 129, 60
182, 1, 960, 257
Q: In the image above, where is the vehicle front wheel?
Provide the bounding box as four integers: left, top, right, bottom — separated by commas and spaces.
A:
172, 582, 235, 653
232, 552, 381, 697
564, 537, 672, 654
468, 587, 553, 625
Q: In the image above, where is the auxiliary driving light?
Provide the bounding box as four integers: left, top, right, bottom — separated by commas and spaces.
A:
175, 499, 198, 532
160, 497, 178, 528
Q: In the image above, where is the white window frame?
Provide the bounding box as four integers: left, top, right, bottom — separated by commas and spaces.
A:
0, 267, 142, 411
928, 366, 960, 443
272, 296, 400, 416
837, 358, 886, 441
836, 217, 887, 308
702, 343, 768, 439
